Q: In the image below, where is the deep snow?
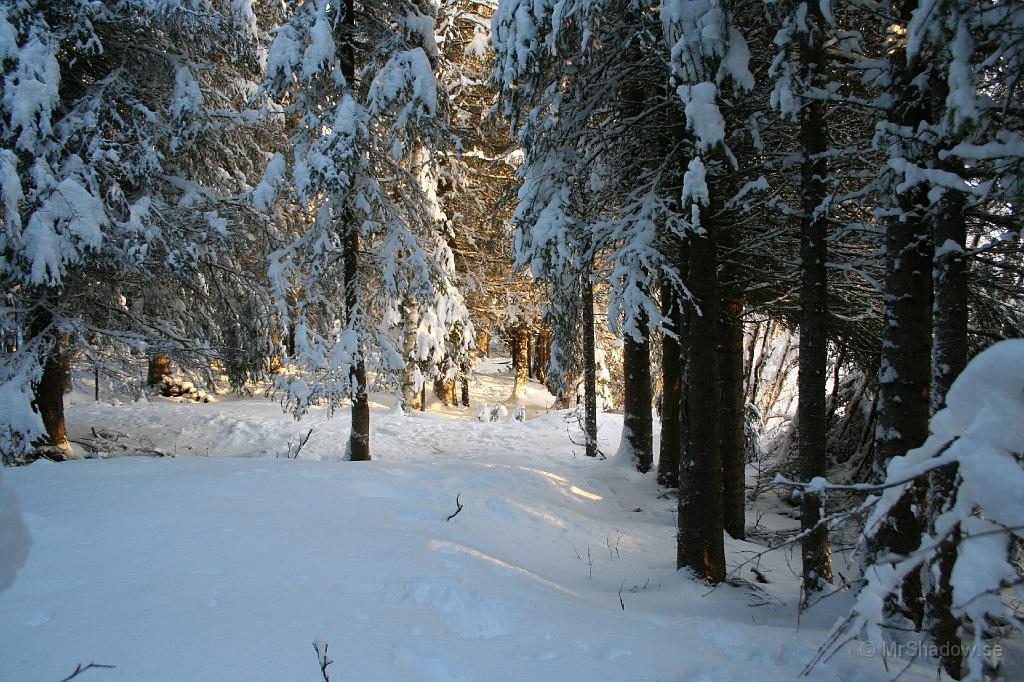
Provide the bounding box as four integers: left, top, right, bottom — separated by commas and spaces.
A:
1, 359, 936, 681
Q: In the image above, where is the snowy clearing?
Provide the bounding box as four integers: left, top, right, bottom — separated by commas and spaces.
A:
0, 362, 936, 681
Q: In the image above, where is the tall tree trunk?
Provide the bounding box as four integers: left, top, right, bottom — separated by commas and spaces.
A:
870, 12, 934, 627
341, 0, 368, 461
147, 354, 171, 387
927, 68, 969, 681
718, 288, 746, 540
796, 0, 833, 595
344, 223, 370, 462
30, 307, 69, 450
658, 270, 683, 487
678, 227, 726, 584
582, 263, 599, 458
621, 304, 653, 473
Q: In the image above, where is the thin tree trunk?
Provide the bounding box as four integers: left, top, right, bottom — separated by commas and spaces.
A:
678, 226, 726, 584
341, 0, 368, 461
718, 289, 746, 540
677, 240, 691, 488
582, 263, 598, 458
621, 304, 653, 473
927, 68, 969, 680
658, 271, 683, 488
344, 224, 370, 461
797, 0, 834, 595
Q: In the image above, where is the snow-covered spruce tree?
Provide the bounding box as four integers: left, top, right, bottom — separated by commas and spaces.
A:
260, 0, 471, 460
0, 0, 277, 461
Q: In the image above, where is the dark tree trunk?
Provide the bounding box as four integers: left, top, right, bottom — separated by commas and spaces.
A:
147, 354, 171, 386
341, 0, 368, 462
658, 271, 683, 488
30, 307, 69, 450
582, 264, 599, 458
927, 75, 969, 681
621, 305, 653, 473
870, 10, 934, 627
796, 0, 834, 594
718, 289, 746, 540
677, 227, 725, 584
344, 224, 370, 461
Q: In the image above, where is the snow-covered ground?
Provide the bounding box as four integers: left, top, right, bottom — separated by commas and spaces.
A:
2, 359, 934, 681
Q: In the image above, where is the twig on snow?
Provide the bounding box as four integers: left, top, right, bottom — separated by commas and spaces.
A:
59, 662, 116, 682
446, 494, 464, 522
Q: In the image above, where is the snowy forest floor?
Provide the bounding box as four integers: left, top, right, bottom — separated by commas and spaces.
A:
2, 359, 947, 681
